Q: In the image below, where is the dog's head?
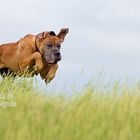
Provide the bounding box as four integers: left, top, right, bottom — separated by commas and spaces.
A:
36, 28, 69, 64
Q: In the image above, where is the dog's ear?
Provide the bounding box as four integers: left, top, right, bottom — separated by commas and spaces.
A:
57, 28, 69, 43
38, 32, 49, 40
49, 31, 56, 36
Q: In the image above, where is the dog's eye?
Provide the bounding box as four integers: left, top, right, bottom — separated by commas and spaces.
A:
57, 45, 61, 49
47, 45, 52, 48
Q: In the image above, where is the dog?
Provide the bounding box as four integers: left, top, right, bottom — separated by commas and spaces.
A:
0, 28, 69, 84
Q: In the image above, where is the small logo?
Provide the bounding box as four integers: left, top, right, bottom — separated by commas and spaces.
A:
0, 93, 16, 108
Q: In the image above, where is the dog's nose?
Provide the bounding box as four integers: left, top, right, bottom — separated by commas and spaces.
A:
55, 52, 60, 57
54, 52, 61, 61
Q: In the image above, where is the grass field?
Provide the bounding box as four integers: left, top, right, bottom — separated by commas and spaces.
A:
0, 77, 140, 140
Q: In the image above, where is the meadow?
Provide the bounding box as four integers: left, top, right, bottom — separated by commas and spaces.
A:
0, 76, 140, 140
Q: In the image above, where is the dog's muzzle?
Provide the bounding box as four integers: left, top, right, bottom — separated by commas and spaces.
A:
54, 51, 61, 61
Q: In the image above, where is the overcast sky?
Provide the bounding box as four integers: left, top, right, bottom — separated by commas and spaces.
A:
0, 0, 140, 92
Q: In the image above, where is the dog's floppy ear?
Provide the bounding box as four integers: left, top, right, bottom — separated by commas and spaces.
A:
38, 32, 49, 40
57, 28, 69, 42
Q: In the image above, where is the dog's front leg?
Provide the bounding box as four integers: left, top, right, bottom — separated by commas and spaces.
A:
40, 64, 58, 84
46, 64, 58, 84
19, 52, 44, 74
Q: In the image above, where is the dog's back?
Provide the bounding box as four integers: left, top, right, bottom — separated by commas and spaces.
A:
0, 42, 20, 72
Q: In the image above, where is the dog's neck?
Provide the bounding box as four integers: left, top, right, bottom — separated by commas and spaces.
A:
35, 35, 40, 53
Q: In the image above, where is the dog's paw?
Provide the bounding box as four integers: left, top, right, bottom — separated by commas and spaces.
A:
45, 79, 50, 85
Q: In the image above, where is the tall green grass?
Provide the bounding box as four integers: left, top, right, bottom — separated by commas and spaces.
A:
0, 77, 140, 140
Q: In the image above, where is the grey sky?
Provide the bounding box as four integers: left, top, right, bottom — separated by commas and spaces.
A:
0, 0, 140, 91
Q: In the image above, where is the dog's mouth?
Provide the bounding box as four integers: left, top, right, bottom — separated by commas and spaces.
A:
49, 62, 57, 64
48, 59, 61, 64
44, 58, 59, 64
44, 52, 61, 64
48, 61, 57, 64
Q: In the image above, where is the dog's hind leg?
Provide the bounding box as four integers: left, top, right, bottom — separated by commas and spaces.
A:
0, 68, 9, 76
0, 68, 16, 78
